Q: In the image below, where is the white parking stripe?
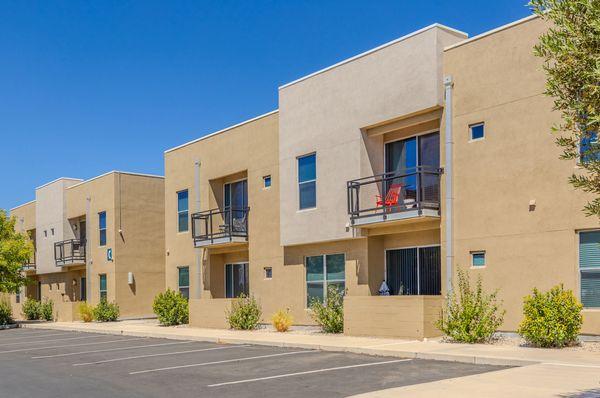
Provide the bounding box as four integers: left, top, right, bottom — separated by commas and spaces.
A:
0, 334, 106, 347
0, 337, 145, 354
130, 350, 318, 375
207, 359, 413, 387
33, 340, 195, 359
73, 345, 249, 366
0, 333, 73, 342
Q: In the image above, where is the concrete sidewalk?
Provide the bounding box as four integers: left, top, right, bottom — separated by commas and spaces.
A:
20, 320, 600, 368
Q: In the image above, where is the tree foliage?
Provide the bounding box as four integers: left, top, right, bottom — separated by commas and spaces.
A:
530, 0, 600, 216
0, 210, 33, 293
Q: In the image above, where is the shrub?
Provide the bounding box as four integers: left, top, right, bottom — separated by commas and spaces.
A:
227, 294, 262, 330
518, 284, 583, 348
78, 302, 94, 322
40, 299, 53, 321
271, 309, 293, 332
22, 298, 41, 320
153, 289, 189, 326
309, 285, 344, 333
93, 299, 120, 322
436, 269, 505, 343
0, 298, 13, 325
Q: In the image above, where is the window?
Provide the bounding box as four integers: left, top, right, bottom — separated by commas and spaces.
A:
98, 211, 107, 246
471, 251, 486, 267
580, 131, 599, 163
15, 289, 20, 304
263, 175, 272, 188
579, 231, 600, 307
225, 263, 249, 298
50, 228, 54, 236
264, 267, 273, 279
177, 190, 189, 232
306, 254, 345, 305
178, 266, 190, 299
99, 274, 107, 300
298, 153, 316, 210
44, 230, 47, 238
80, 277, 86, 301
470, 123, 485, 141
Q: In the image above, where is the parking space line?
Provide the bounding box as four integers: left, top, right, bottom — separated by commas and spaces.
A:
73, 345, 250, 366
33, 340, 195, 359
0, 337, 146, 354
207, 359, 413, 387
0, 332, 74, 342
0, 334, 106, 347
130, 350, 318, 375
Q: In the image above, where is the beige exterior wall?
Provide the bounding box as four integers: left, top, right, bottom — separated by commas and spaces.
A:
444, 16, 600, 334
278, 26, 466, 247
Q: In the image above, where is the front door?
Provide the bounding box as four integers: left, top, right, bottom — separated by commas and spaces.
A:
386, 246, 441, 295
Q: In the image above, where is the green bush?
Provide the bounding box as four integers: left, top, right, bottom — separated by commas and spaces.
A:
93, 299, 120, 322
0, 298, 13, 325
518, 285, 583, 348
22, 298, 41, 320
78, 302, 94, 322
309, 285, 344, 334
437, 269, 505, 343
227, 294, 262, 330
40, 299, 53, 321
153, 289, 189, 326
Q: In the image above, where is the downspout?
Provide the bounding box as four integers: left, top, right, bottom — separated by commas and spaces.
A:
194, 160, 202, 299
85, 196, 91, 301
444, 75, 454, 294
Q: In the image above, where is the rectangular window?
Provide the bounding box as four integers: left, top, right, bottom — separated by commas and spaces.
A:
471, 251, 486, 267
264, 267, 272, 279
98, 211, 107, 246
15, 289, 20, 304
177, 190, 189, 232
470, 122, 485, 141
306, 254, 345, 306
80, 277, 87, 301
298, 153, 316, 210
178, 266, 190, 299
579, 231, 600, 308
580, 131, 599, 163
99, 274, 107, 300
225, 263, 249, 298
263, 175, 271, 188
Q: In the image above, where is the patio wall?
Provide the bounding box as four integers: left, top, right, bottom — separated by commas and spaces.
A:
189, 298, 237, 329
344, 295, 443, 339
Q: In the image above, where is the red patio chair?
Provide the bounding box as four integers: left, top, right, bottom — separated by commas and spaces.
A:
376, 184, 402, 207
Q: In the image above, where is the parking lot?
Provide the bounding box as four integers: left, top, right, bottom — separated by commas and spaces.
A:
0, 328, 509, 398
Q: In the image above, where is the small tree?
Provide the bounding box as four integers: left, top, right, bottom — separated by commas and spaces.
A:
227, 294, 262, 330
309, 285, 344, 334
530, 0, 600, 217
0, 210, 33, 294
437, 269, 505, 343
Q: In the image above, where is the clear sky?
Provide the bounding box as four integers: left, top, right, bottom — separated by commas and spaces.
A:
1, 0, 531, 210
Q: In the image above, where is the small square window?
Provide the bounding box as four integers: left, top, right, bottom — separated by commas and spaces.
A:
470, 123, 485, 141
263, 175, 272, 189
264, 267, 273, 279
471, 251, 486, 267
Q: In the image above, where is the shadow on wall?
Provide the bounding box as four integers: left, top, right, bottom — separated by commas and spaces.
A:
559, 389, 600, 398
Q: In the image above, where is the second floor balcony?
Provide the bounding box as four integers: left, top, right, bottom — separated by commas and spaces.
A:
347, 166, 441, 228
192, 207, 249, 248
54, 239, 86, 266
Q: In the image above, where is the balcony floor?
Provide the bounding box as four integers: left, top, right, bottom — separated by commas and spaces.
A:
351, 208, 439, 228
194, 236, 248, 249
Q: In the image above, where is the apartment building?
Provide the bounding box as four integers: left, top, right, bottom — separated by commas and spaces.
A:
9, 171, 165, 321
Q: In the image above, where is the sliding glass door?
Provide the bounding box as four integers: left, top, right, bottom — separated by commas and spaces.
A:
225, 263, 249, 298
385, 246, 441, 295
224, 180, 248, 232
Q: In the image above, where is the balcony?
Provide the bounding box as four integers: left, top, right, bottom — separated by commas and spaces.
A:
21, 261, 36, 272
191, 207, 249, 248
54, 239, 86, 266
347, 166, 441, 228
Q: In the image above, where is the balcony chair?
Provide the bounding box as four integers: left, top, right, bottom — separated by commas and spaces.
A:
376, 184, 402, 208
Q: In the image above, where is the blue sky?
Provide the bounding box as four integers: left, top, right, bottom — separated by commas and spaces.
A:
1, 1, 531, 210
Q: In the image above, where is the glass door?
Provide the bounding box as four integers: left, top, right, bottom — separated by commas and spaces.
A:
225, 263, 249, 298
386, 246, 441, 296
224, 180, 248, 233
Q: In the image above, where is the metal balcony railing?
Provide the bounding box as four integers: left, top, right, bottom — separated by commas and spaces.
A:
191, 207, 249, 247
54, 239, 86, 266
347, 166, 442, 225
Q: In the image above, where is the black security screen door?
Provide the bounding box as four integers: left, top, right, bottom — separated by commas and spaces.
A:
386, 246, 441, 295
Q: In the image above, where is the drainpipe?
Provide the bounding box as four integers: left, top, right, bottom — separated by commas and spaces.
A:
194, 160, 202, 300
85, 196, 91, 301
444, 75, 454, 294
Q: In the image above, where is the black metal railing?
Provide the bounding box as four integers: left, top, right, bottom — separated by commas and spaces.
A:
21, 261, 36, 271
54, 239, 86, 266
191, 207, 249, 247
347, 166, 442, 224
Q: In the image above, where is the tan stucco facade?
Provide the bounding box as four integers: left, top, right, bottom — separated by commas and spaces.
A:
8, 172, 165, 320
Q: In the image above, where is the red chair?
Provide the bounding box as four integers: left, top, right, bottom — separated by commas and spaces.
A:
376, 184, 402, 207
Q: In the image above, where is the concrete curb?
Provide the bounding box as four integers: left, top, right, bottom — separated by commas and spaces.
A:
20, 323, 538, 367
